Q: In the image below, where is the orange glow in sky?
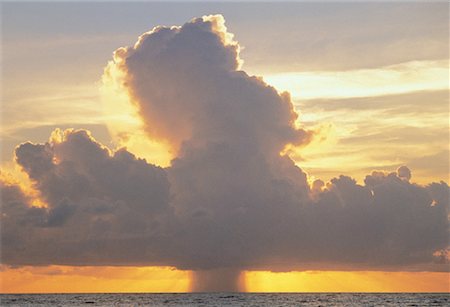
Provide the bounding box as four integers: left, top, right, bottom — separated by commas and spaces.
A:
245, 271, 450, 293
0, 266, 190, 294
1, 266, 449, 293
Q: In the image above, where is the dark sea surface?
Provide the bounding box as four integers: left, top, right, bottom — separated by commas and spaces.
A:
1, 293, 448, 306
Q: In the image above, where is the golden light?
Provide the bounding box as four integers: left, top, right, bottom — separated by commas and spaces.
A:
245, 270, 450, 293
1, 267, 448, 293
100, 59, 173, 167
263, 60, 448, 100
0, 266, 190, 293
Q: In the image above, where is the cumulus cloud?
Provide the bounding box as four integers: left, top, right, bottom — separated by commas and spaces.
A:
108, 15, 310, 154
3, 129, 173, 266
1, 15, 448, 290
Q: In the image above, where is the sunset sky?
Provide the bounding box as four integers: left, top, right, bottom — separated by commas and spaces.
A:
1, 2, 449, 293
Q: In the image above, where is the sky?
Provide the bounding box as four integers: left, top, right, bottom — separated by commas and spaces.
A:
1, 1, 449, 292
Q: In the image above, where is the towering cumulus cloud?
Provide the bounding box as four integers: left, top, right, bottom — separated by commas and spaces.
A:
1, 15, 448, 291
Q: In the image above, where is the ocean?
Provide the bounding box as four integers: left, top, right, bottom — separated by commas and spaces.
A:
0, 293, 448, 306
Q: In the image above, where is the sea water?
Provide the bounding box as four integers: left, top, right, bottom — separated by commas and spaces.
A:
1, 293, 448, 306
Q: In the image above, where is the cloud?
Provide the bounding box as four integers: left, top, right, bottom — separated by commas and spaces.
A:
108, 15, 310, 154
3, 129, 173, 266
1, 15, 448, 290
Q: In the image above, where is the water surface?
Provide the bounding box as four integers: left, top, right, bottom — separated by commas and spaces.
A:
1, 293, 448, 306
